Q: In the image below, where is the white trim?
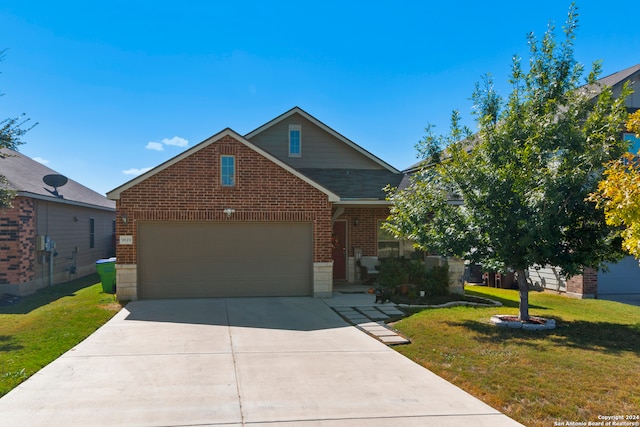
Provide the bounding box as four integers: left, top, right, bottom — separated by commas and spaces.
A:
245, 107, 400, 174
17, 192, 116, 212
333, 200, 391, 206
107, 128, 340, 202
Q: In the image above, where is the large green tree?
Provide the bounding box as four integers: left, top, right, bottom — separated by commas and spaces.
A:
384, 5, 630, 320
1, 49, 34, 208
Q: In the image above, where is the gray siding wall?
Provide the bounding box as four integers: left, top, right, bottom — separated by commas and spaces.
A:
248, 112, 385, 170
34, 200, 115, 288
613, 72, 640, 109
527, 265, 566, 292
597, 256, 640, 295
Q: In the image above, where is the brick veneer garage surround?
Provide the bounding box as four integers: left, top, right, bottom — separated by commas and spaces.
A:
115, 134, 333, 300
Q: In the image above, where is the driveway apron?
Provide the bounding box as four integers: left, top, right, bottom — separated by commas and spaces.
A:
0, 297, 523, 426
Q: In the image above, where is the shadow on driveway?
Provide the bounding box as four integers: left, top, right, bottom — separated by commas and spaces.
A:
123, 297, 348, 331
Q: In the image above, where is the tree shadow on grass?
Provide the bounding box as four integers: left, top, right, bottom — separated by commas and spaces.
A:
0, 274, 102, 315
463, 289, 549, 311
451, 318, 640, 355
0, 336, 23, 353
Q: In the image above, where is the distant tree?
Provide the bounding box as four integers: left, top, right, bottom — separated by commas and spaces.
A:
384, 4, 630, 321
1, 49, 35, 209
589, 110, 640, 259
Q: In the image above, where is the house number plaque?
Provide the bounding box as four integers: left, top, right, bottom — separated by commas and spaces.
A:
119, 235, 133, 245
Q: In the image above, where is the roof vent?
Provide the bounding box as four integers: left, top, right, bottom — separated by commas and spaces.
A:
43, 174, 68, 199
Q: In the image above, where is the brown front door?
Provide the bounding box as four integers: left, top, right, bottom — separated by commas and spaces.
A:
332, 221, 347, 281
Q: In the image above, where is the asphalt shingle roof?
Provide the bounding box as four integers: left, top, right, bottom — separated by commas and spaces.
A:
296, 168, 405, 200
1, 148, 115, 210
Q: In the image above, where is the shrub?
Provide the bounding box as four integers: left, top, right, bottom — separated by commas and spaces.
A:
378, 257, 406, 288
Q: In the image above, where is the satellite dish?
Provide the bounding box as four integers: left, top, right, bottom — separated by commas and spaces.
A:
43, 174, 68, 198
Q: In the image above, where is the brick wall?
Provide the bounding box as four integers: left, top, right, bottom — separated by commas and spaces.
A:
338, 207, 391, 257
566, 267, 598, 298
116, 135, 332, 264
0, 197, 36, 285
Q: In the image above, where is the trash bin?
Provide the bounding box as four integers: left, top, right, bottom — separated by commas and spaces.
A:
96, 257, 117, 293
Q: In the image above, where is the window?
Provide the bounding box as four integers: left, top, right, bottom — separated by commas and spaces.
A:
377, 220, 400, 258
89, 218, 95, 249
221, 155, 235, 186
624, 132, 640, 154
289, 125, 301, 157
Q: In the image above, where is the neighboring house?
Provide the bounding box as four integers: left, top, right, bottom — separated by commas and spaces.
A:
406, 63, 640, 299
528, 64, 640, 298
0, 148, 116, 296
107, 107, 405, 300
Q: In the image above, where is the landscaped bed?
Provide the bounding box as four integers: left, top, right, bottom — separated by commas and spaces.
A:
391, 286, 640, 427
0, 274, 123, 397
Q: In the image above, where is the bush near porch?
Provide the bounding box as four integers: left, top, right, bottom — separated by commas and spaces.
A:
391, 286, 640, 427
378, 258, 450, 299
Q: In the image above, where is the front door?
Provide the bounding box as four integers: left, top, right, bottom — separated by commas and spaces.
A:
332, 221, 347, 281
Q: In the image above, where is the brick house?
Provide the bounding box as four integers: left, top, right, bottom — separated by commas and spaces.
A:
107, 108, 405, 300
0, 148, 116, 296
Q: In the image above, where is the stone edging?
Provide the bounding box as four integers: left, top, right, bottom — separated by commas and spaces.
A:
490, 315, 557, 330
397, 297, 502, 309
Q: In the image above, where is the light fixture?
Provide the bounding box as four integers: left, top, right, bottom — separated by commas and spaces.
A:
354, 218, 359, 226
122, 214, 128, 224
223, 208, 235, 218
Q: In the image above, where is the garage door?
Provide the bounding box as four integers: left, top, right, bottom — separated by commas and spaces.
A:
138, 222, 313, 299
598, 256, 640, 295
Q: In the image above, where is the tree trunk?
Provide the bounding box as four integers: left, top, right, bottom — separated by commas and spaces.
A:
516, 268, 530, 321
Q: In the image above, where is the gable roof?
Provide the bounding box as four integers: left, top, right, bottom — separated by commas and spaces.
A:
106, 128, 341, 202
245, 107, 401, 174
0, 148, 115, 211
595, 63, 640, 89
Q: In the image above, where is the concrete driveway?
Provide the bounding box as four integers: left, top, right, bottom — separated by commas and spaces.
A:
0, 297, 522, 426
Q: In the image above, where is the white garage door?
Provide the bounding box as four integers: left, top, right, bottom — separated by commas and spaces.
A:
138, 222, 313, 299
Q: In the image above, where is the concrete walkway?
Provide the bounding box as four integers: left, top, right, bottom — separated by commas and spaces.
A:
0, 296, 523, 426
323, 289, 411, 345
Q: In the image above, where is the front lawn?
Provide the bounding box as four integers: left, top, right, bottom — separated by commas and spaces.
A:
392, 286, 640, 427
0, 275, 122, 397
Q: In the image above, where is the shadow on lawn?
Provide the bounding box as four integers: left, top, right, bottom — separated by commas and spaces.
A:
0, 274, 103, 316
464, 289, 549, 311
0, 335, 23, 352
453, 318, 640, 354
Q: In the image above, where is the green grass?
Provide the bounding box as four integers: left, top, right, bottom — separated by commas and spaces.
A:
0, 274, 122, 397
392, 286, 640, 427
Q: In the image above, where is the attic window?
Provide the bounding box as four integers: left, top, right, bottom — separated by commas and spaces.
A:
289, 125, 301, 157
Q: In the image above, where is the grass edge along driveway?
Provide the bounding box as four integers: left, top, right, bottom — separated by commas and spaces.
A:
392, 286, 640, 427
0, 274, 122, 397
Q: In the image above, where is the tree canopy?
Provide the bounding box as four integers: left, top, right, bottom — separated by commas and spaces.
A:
384, 4, 631, 320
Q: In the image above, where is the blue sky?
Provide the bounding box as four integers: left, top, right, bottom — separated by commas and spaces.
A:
1, 1, 639, 196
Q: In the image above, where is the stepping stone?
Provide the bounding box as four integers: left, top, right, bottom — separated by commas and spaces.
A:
343, 315, 369, 324
378, 307, 405, 316
334, 307, 357, 313
361, 327, 398, 337
379, 335, 410, 345
357, 309, 389, 320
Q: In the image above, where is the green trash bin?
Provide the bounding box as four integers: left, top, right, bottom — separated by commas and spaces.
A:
96, 257, 117, 294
